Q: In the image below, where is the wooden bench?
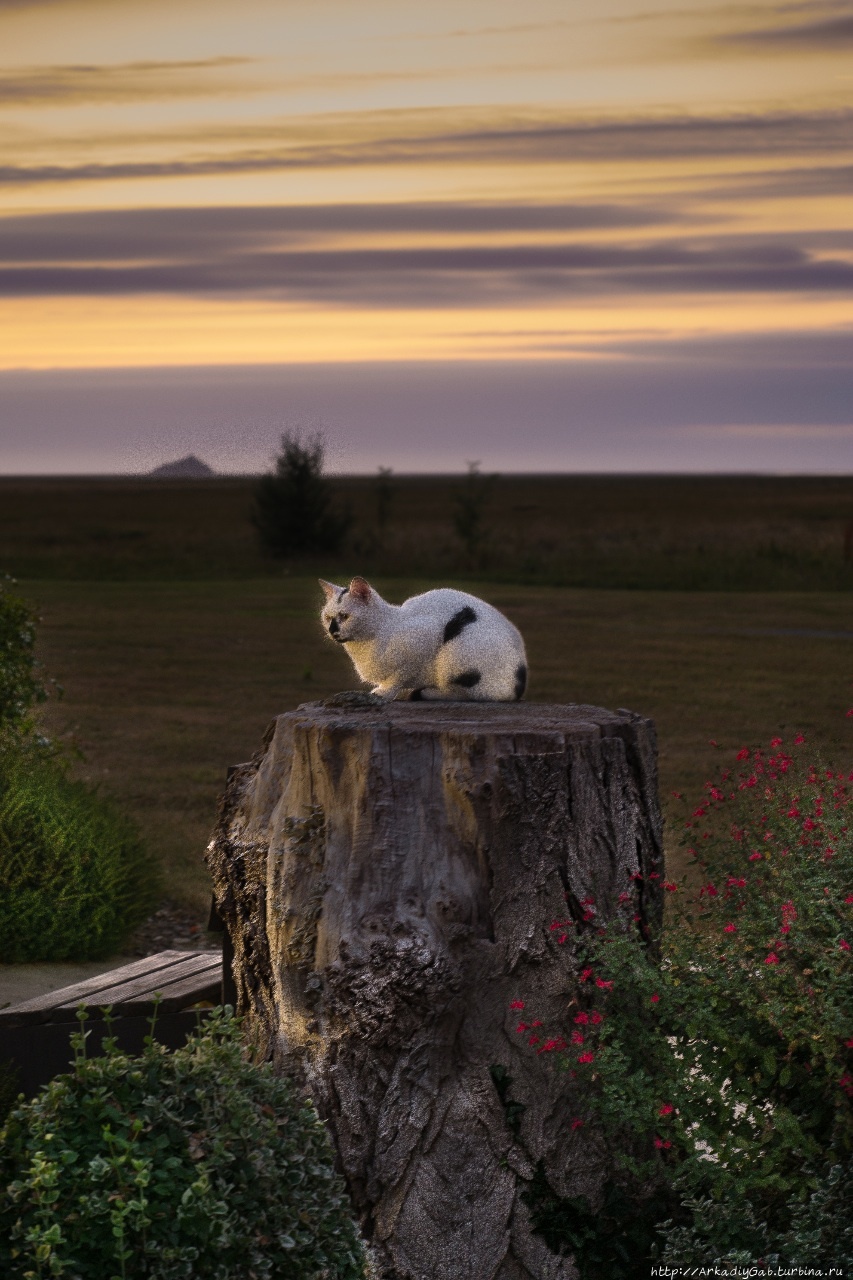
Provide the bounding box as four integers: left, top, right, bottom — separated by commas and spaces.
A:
0, 949, 231, 1099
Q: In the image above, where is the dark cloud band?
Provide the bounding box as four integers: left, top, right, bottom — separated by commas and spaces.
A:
0, 107, 849, 186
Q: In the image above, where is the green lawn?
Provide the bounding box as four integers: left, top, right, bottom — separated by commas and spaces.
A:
28, 576, 853, 913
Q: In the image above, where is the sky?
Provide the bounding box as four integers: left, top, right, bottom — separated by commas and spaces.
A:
0, 0, 851, 473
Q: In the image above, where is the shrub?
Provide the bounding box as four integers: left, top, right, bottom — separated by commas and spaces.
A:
0, 754, 155, 962
251, 432, 351, 557
518, 734, 853, 1272
0, 1009, 367, 1279
0, 577, 50, 745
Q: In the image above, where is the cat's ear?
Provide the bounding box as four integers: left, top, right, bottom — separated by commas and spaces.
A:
348, 576, 372, 603
319, 579, 343, 602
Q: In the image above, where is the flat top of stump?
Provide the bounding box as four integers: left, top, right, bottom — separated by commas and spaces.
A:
293, 699, 646, 738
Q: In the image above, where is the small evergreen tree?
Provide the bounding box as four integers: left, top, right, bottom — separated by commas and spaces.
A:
252, 432, 351, 557
452, 461, 496, 560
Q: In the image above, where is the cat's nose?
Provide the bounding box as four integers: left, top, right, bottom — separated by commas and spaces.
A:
328, 618, 339, 636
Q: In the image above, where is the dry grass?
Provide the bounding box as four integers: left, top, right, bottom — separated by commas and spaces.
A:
27, 576, 853, 913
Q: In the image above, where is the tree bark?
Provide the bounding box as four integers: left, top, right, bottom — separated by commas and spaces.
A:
206, 700, 663, 1280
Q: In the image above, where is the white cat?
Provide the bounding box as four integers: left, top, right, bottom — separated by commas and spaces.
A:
320, 577, 527, 702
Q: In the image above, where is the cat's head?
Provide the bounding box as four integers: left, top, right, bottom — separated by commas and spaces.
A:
319, 577, 378, 644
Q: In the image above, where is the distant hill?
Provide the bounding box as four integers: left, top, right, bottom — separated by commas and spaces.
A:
148, 455, 215, 479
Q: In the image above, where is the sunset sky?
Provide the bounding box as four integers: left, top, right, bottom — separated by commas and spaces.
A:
1, 0, 851, 473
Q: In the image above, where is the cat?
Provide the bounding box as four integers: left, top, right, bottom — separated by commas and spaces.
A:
320, 577, 527, 702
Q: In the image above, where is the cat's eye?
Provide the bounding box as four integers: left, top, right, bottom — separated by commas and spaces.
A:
338, 612, 349, 622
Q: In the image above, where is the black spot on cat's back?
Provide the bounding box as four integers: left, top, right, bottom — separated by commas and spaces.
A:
443, 606, 477, 644
452, 669, 481, 688
409, 688, 424, 701
514, 664, 527, 700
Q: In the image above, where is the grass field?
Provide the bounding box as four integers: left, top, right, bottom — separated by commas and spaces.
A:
3, 473, 850, 915
26, 575, 853, 914
3, 473, 853, 589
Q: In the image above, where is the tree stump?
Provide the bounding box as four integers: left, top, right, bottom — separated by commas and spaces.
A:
206, 701, 663, 1280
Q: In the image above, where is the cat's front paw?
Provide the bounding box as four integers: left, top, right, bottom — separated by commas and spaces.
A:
369, 684, 401, 702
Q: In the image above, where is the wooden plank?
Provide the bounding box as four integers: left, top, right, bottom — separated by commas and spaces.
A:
119, 967, 223, 1016
51, 953, 221, 1022
0, 951, 194, 1026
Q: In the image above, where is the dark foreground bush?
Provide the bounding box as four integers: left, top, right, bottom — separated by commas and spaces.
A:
0, 1010, 367, 1279
0, 754, 155, 962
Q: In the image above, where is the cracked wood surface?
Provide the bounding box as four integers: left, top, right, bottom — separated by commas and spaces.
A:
206, 701, 663, 1279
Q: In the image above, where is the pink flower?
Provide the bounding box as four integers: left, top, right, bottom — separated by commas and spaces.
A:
528, 1035, 540, 1047
538, 1038, 567, 1054
516, 1023, 529, 1033
765, 953, 780, 965
618, 891, 631, 903
749, 852, 762, 861
571, 1118, 584, 1131
571, 1030, 585, 1045
574, 1011, 589, 1025
845, 895, 853, 905
658, 1103, 674, 1116
794, 733, 805, 744
709, 740, 719, 748
724, 923, 737, 933
577, 1051, 595, 1064
770, 737, 783, 747
700, 883, 719, 898
509, 1000, 525, 1010
591, 1010, 603, 1025
595, 978, 613, 991
840, 939, 851, 952
579, 967, 593, 983
736, 747, 750, 761
727, 877, 747, 889
846, 709, 853, 718
650, 993, 660, 1003
654, 1138, 672, 1150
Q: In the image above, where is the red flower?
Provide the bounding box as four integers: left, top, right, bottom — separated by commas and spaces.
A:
845, 1038, 853, 1049
528, 1035, 540, 1046
736, 747, 750, 761
709, 739, 719, 748
846, 709, 853, 718
591, 1010, 603, 1024
516, 1023, 529, 1033
654, 1138, 672, 1150
618, 891, 631, 903
577, 1051, 595, 1064
650, 993, 660, 1003
845, 895, 853, 904
595, 978, 613, 991
571, 1118, 584, 1131
571, 1030, 585, 1045
664, 882, 678, 893
748, 852, 762, 861
794, 733, 805, 744
724, 923, 737, 934
510, 1000, 525, 1010
538, 1038, 567, 1054
765, 953, 780, 965
574, 1011, 589, 1024
658, 1102, 674, 1116
770, 737, 783, 747
840, 940, 851, 952
727, 877, 747, 888
579, 967, 593, 983
700, 883, 719, 898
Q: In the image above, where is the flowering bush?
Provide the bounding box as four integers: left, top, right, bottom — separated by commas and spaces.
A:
518, 734, 853, 1272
